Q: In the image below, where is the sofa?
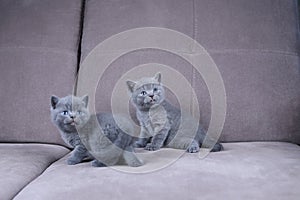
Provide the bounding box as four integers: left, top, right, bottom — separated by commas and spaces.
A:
0, 0, 299, 199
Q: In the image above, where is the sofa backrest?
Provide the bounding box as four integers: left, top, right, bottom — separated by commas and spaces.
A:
0, 0, 83, 146
1, 0, 299, 145
80, 0, 300, 143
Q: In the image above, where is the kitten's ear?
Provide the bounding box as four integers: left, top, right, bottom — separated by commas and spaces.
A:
154, 72, 161, 83
126, 80, 136, 93
81, 95, 89, 108
51, 95, 59, 109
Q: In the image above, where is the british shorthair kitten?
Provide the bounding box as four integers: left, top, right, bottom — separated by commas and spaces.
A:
50, 95, 143, 167
127, 73, 223, 153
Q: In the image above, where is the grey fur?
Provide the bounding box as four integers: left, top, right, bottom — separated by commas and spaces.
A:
127, 73, 223, 153
50, 95, 143, 167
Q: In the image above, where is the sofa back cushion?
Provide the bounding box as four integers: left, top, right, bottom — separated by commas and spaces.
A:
80, 0, 300, 143
0, 0, 82, 145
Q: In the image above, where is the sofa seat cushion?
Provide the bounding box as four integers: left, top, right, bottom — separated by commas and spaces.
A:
14, 142, 300, 200
0, 143, 69, 200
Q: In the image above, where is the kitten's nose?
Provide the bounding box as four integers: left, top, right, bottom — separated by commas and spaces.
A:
70, 115, 75, 119
149, 95, 154, 98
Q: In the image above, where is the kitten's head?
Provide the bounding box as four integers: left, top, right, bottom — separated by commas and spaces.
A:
50, 95, 90, 132
127, 72, 165, 110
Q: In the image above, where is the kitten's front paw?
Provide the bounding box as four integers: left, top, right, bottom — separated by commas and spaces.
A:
67, 157, 81, 165
144, 143, 161, 151
133, 139, 148, 148
187, 144, 200, 153
91, 160, 106, 167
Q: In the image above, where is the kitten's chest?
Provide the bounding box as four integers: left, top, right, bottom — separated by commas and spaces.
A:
138, 106, 168, 133
61, 132, 81, 147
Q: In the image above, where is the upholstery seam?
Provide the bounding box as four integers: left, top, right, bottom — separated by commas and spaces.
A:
0, 47, 297, 57
191, 0, 196, 116
76, 0, 86, 73
294, 0, 300, 74
0, 46, 76, 57
206, 48, 299, 56
73, 0, 86, 95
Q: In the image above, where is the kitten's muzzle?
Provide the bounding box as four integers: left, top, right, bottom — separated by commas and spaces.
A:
148, 95, 157, 103
64, 118, 77, 126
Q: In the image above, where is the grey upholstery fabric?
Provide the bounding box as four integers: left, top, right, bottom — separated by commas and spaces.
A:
80, 0, 300, 143
0, 1, 299, 199
0, 0, 82, 145
14, 142, 300, 200
0, 143, 69, 200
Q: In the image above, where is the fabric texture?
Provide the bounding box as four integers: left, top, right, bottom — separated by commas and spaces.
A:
14, 142, 300, 200
1, 1, 299, 199
80, 0, 300, 143
0, 143, 69, 200
0, 0, 82, 145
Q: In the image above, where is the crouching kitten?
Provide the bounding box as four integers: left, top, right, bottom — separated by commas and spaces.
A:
50, 95, 143, 167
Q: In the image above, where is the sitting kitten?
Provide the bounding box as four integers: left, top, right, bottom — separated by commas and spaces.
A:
126, 73, 223, 153
50, 95, 143, 167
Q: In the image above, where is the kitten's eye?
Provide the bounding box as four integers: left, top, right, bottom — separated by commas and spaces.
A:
141, 91, 147, 95
62, 111, 68, 115
77, 111, 82, 115
153, 88, 158, 92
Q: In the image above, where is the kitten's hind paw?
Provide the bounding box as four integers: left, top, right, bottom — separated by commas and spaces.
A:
144, 143, 161, 151
187, 144, 200, 153
211, 143, 224, 152
128, 159, 143, 167
91, 160, 106, 167
123, 150, 144, 167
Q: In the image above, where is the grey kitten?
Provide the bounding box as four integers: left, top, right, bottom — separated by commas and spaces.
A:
50, 95, 143, 167
127, 73, 223, 153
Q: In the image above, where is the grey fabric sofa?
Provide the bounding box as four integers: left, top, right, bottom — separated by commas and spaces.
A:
1, 0, 299, 199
